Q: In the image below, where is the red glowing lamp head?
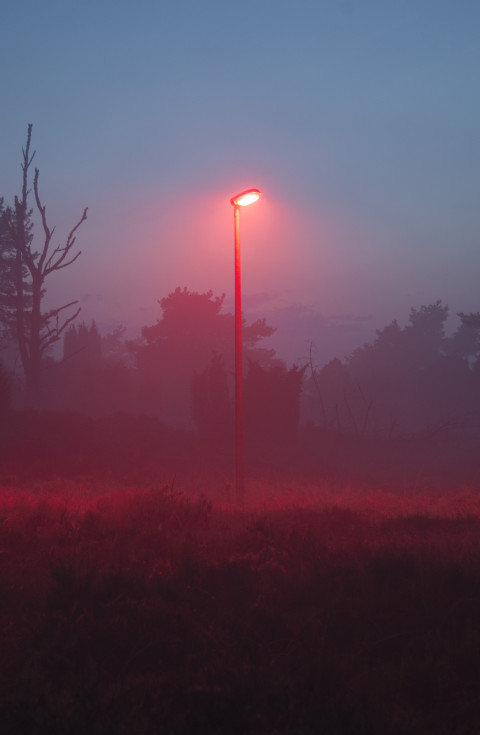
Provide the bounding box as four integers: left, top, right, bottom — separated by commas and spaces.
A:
230, 188, 261, 207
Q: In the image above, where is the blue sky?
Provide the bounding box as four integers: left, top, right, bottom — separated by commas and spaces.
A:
2, 0, 479, 365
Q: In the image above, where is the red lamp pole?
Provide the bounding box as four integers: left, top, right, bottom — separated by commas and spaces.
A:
230, 189, 261, 504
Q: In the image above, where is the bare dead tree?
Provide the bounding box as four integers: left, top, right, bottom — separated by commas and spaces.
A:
7, 124, 87, 405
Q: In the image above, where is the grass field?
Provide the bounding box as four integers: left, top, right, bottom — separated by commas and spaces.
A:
1, 469, 480, 734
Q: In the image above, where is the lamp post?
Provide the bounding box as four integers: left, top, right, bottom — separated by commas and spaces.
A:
230, 188, 261, 504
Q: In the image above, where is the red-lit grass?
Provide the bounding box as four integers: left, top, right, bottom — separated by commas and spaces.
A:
1, 479, 480, 733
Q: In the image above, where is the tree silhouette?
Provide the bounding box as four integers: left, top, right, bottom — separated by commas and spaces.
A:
306, 301, 478, 435
63, 321, 101, 372
131, 287, 277, 425
140, 287, 276, 367
0, 197, 30, 348
1, 125, 87, 405
244, 361, 306, 446
0, 199, 12, 344
402, 300, 448, 370
458, 312, 480, 329
192, 352, 233, 441
457, 311, 480, 385
444, 320, 480, 360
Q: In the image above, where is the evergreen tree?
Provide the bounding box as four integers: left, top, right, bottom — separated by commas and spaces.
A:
63, 321, 102, 371
0, 198, 31, 347
131, 287, 277, 426
307, 301, 477, 435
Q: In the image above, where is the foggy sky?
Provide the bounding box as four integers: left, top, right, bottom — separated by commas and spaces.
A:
1, 0, 479, 366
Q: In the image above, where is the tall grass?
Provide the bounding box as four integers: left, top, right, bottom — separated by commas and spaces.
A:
1, 480, 480, 733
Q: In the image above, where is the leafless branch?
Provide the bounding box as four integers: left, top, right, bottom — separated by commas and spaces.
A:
46, 248, 83, 273
44, 207, 87, 275
43, 300, 80, 320
33, 167, 87, 276
39, 300, 81, 350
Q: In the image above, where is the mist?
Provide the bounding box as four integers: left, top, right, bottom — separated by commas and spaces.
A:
2, 1, 480, 731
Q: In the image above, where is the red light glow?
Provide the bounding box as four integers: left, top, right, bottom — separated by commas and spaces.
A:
230, 189, 261, 207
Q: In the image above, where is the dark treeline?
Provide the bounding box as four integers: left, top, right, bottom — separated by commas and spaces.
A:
4, 291, 480, 440
26, 286, 306, 447
305, 300, 480, 436
0, 288, 480, 492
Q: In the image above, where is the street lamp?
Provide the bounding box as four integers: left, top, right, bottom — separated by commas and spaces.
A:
230, 188, 261, 504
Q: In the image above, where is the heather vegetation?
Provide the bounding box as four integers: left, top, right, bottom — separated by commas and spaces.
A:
1, 467, 480, 734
